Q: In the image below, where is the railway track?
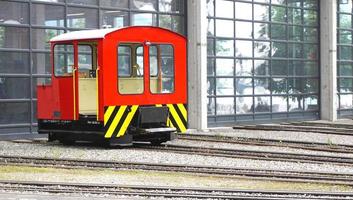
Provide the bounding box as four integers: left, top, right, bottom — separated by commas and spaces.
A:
1, 180, 353, 199
139, 143, 353, 167
1, 155, 353, 185
177, 134, 353, 154
233, 124, 353, 136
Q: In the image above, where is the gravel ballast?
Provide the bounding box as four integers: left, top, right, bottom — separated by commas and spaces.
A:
0, 140, 353, 174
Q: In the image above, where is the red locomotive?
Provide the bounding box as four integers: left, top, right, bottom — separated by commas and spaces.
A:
37, 26, 187, 146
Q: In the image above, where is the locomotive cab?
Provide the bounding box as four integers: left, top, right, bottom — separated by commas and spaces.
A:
37, 27, 187, 146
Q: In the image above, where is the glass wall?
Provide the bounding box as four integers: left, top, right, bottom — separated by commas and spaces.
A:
0, 0, 186, 136
337, 0, 353, 117
207, 0, 320, 125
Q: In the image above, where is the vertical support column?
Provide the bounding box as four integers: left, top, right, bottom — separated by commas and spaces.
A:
187, 0, 208, 130
320, 0, 337, 121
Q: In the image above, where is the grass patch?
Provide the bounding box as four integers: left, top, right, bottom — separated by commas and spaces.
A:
0, 165, 352, 192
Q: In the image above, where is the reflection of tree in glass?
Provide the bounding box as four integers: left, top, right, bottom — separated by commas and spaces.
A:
255, 4, 319, 111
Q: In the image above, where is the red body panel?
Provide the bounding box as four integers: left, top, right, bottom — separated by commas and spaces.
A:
37, 26, 187, 123
102, 27, 187, 107
37, 77, 75, 120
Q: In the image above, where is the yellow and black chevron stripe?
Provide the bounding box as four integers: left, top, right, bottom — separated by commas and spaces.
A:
104, 104, 187, 138
156, 104, 188, 133
104, 105, 139, 138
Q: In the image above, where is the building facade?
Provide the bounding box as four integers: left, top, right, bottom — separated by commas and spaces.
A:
0, 0, 349, 137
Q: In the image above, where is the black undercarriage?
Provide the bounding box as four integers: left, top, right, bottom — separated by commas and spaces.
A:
38, 106, 177, 147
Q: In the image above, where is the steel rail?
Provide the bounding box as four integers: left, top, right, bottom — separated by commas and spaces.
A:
1, 155, 353, 186
177, 134, 353, 154
1, 180, 353, 199
138, 144, 353, 166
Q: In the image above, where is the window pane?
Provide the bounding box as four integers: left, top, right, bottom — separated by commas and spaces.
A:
340, 94, 353, 109
208, 78, 215, 96
306, 27, 319, 43
304, 95, 318, 111
216, 0, 234, 18
171, 15, 184, 35
271, 6, 286, 23
102, 10, 129, 28
217, 97, 235, 115
131, 0, 157, 11
339, 0, 353, 12
208, 58, 215, 76
32, 53, 51, 75
150, 44, 174, 94
236, 40, 252, 58
118, 46, 131, 76
216, 39, 234, 57
236, 78, 253, 95
216, 58, 234, 76
0, 52, 29, 74
216, 20, 234, 37
0, 103, 30, 124
216, 78, 234, 95
289, 25, 303, 41
78, 45, 93, 77
208, 97, 215, 115
289, 96, 304, 111
54, 44, 74, 77
254, 78, 270, 94
254, 41, 270, 58
288, 8, 302, 24
303, 44, 318, 60
338, 30, 352, 45
32, 29, 64, 50
272, 42, 287, 58
271, 24, 287, 40
288, 43, 303, 58
255, 96, 270, 113
303, 9, 317, 26
236, 21, 252, 39
272, 60, 287, 76
31, 4, 65, 27
272, 96, 287, 112
272, 78, 287, 94
0, 1, 29, 25
235, 2, 252, 20
207, 0, 214, 17
207, 39, 214, 55
0, 27, 29, 49
254, 23, 269, 40
159, 15, 172, 29
339, 46, 353, 60
159, 0, 184, 13
236, 97, 252, 114
254, 4, 269, 21
67, 0, 98, 5
101, 0, 129, 8
132, 13, 157, 26
0, 78, 30, 99
254, 60, 269, 76
118, 44, 144, 94
339, 63, 353, 76
67, 7, 98, 29
236, 59, 252, 76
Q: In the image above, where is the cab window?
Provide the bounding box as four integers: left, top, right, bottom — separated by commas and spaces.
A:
54, 44, 74, 76
77, 45, 94, 78
117, 43, 144, 94
149, 44, 174, 94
